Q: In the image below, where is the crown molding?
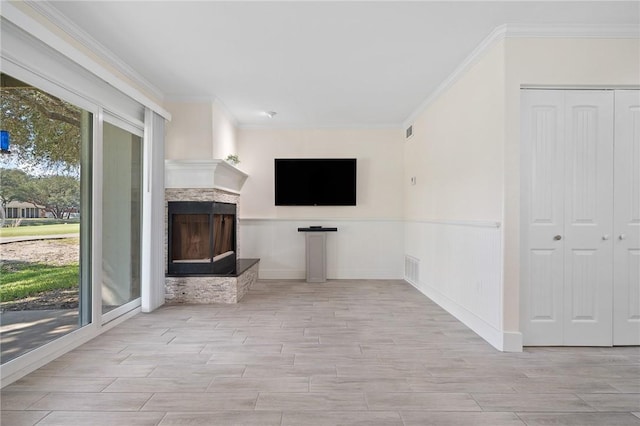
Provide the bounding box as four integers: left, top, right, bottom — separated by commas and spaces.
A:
165, 95, 217, 103
25, 1, 165, 102
237, 122, 403, 131
164, 95, 240, 127
1, 1, 170, 120
212, 97, 240, 128
403, 23, 640, 128
504, 23, 640, 39
402, 24, 508, 127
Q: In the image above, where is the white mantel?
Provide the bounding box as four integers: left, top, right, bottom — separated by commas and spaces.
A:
165, 160, 248, 194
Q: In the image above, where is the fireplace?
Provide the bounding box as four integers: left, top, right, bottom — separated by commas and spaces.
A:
164, 160, 258, 304
167, 201, 237, 275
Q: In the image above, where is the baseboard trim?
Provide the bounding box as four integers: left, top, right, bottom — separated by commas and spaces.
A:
258, 269, 306, 280
407, 279, 522, 352
258, 269, 403, 281
502, 331, 524, 352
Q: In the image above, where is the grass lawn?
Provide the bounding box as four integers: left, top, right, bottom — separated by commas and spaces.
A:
0, 223, 79, 238
0, 263, 79, 302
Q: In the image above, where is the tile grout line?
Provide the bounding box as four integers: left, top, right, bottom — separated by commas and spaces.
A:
32, 410, 54, 425
514, 411, 530, 425
155, 411, 169, 426
467, 392, 486, 412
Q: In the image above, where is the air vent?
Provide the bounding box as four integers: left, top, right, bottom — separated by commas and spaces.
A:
405, 125, 413, 139
404, 255, 419, 285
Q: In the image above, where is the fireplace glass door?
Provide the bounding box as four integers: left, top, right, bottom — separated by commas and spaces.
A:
168, 202, 236, 275
172, 214, 211, 263
213, 214, 235, 260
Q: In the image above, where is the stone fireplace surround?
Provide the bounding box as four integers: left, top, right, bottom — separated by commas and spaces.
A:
164, 160, 258, 304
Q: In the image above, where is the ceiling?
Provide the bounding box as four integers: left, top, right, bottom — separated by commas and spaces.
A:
48, 1, 639, 128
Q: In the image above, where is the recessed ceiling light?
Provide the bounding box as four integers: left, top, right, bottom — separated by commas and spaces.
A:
266, 111, 277, 118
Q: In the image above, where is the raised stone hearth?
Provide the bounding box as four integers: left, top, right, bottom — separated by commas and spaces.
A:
165, 259, 259, 304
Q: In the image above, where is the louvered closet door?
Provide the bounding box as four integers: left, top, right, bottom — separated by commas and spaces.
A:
613, 90, 640, 345
521, 89, 614, 346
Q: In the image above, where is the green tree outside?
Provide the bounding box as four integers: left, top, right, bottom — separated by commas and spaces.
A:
1, 73, 81, 175
0, 168, 80, 219
24, 174, 80, 219
0, 168, 30, 207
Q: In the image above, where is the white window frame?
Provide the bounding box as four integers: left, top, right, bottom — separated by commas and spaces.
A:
0, 10, 165, 385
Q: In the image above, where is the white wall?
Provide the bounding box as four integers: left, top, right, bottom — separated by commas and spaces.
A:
404, 221, 508, 348
502, 37, 640, 332
241, 218, 403, 279
237, 127, 405, 279
403, 41, 511, 349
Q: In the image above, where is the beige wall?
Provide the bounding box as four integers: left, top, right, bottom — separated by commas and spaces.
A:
402, 40, 508, 349
404, 40, 506, 222
502, 38, 640, 331
237, 127, 404, 219
165, 101, 238, 160
403, 36, 640, 346
165, 36, 640, 345
211, 101, 238, 160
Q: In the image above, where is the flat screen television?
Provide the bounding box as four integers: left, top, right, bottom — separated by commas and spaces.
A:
275, 158, 357, 206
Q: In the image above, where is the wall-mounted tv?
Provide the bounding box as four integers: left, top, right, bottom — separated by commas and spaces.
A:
275, 158, 357, 206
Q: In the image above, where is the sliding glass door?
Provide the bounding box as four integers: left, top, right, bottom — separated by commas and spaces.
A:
0, 73, 92, 363
101, 121, 142, 316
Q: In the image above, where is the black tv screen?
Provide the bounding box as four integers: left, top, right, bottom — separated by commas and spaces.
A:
275, 158, 357, 206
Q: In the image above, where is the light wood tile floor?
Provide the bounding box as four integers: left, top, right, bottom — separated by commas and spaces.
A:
2, 280, 639, 425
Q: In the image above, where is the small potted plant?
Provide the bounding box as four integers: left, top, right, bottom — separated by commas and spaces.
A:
225, 154, 240, 166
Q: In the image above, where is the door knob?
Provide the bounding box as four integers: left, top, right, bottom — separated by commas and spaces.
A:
553, 235, 562, 241
619, 234, 626, 240
602, 234, 610, 240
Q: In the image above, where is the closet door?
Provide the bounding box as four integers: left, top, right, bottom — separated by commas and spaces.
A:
521, 89, 614, 346
562, 91, 614, 346
521, 90, 565, 345
613, 90, 640, 345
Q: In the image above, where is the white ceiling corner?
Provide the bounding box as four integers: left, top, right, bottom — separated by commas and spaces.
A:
27, 1, 640, 128
25, 0, 165, 103
403, 21, 640, 128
